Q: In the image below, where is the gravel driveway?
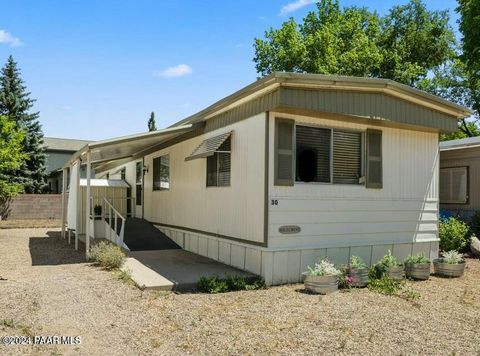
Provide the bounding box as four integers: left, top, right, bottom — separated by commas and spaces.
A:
1, 228, 479, 355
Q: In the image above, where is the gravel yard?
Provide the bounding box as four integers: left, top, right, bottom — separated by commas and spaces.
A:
1, 228, 479, 356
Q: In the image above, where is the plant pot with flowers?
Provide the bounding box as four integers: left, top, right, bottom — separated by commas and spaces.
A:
433, 250, 466, 278
404, 253, 431, 280
302, 259, 340, 294
346, 255, 369, 287
374, 250, 404, 281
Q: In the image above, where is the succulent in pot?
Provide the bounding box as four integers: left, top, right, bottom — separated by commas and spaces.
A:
302, 259, 340, 294
404, 253, 431, 280
346, 255, 369, 287
433, 250, 466, 278
374, 250, 404, 281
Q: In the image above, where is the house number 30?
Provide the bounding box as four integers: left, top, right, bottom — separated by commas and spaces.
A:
271, 199, 278, 205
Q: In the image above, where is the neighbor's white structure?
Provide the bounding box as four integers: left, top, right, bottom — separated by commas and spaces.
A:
62, 72, 471, 285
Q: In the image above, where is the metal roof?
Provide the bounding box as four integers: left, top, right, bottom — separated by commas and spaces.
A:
65, 124, 199, 168
440, 136, 480, 151
44, 137, 94, 152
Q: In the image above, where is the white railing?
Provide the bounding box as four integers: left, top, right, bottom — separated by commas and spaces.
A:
103, 197, 128, 249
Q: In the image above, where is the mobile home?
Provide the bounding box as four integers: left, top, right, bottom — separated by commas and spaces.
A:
63, 72, 471, 285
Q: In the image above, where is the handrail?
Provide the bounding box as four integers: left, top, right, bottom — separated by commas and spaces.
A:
103, 197, 127, 248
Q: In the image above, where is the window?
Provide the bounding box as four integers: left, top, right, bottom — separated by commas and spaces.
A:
207, 136, 231, 187
440, 167, 468, 204
120, 168, 126, 180
294, 125, 362, 184
153, 155, 170, 190
135, 162, 142, 206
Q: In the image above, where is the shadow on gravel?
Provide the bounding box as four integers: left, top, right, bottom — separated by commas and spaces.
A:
29, 231, 85, 266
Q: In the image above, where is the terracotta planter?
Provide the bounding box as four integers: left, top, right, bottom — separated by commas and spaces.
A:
347, 267, 369, 287
405, 263, 431, 280
433, 259, 466, 278
302, 273, 338, 294
385, 265, 405, 281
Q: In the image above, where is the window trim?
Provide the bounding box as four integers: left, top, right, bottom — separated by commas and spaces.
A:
293, 122, 365, 186
152, 154, 170, 191
440, 166, 469, 205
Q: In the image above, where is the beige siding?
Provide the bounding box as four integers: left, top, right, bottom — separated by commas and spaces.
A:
268, 112, 440, 249
440, 146, 480, 211
142, 113, 266, 243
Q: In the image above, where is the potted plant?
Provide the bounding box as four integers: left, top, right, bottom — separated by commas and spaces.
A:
404, 253, 431, 280
374, 250, 404, 281
302, 259, 340, 294
346, 255, 369, 287
433, 250, 466, 278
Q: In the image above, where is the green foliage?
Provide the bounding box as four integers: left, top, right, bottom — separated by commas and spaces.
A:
457, 0, 480, 89
197, 275, 265, 293
306, 258, 341, 276
439, 217, 470, 252
442, 250, 464, 264
404, 253, 430, 265
370, 250, 401, 279
349, 255, 367, 269
89, 241, 126, 270
0, 56, 47, 193
368, 276, 399, 295
253, 0, 454, 86
0, 115, 27, 205
148, 111, 157, 132
2, 319, 14, 327
93, 204, 102, 216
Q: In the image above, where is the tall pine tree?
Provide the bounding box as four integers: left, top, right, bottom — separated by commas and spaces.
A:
148, 111, 157, 131
0, 56, 47, 193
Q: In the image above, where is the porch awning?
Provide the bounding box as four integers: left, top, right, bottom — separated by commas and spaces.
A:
66, 123, 202, 170
185, 131, 232, 161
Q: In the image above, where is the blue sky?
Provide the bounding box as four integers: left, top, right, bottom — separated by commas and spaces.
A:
0, 0, 460, 140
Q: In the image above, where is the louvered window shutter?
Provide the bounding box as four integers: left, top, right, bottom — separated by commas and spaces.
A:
275, 118, 294, 186
366, 129, 382, 189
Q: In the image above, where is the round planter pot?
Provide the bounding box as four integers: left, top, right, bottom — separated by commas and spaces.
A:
433, 259, 466, 278
347, 267, 369, 287
385, 265, 405, 281
302, 273, 338, 295
405, 263, 431, 280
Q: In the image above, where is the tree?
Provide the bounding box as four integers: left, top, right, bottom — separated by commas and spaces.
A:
148, 111, 157, 132
253, 0, 455, 86
0, 56, 47, 193
0, 115, 27, 217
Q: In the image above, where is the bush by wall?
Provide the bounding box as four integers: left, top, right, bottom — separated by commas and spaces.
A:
90, 241, 126, 270
439, 217, 471, 252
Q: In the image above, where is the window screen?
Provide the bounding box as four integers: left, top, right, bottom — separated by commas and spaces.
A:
440, 167, 468, 204
333, 131, 362, 184
153, 155, 170, 190
207, 137, 231, 187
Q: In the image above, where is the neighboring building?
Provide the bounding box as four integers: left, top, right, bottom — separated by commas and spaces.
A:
44, 137, 93, 193
440, 136, 480, 219
64, 72, 471, 285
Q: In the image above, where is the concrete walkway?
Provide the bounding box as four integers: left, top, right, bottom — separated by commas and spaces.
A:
122, 249, 255, 291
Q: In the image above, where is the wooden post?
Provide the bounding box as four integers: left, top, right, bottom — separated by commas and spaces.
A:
85, 150, 91, 260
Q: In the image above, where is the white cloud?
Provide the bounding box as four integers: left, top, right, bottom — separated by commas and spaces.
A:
0, 30, 22, 47
153, 64, 193, 78
279, 0, 315, 16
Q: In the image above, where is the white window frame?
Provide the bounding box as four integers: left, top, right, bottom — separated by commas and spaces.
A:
440, 166, 468, 204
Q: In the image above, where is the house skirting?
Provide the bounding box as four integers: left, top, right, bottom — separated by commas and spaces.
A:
155, 225, 439, 286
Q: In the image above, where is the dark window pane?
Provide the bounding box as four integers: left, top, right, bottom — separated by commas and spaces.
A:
333, 130, 362, 184
206, 154, 217, 186
296, 126, 331, 183
152, 157, 160, 190
136, 184, 142, 205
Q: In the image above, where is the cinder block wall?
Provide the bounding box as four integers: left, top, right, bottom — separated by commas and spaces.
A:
5, 194, 62, 220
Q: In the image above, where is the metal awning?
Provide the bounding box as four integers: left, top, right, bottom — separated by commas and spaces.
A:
65, 123, 201, 169
185, 131, 232, 161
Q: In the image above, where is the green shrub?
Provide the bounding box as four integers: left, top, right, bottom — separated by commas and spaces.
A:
89, 241, 126, 270
371, 250, 401, 278
368, 276, 400, 295
404, 253, 430, 265
197, 275, 265, 293
349, 255, 367, 269
439, 217, 470, 252
442, 250, 464, 264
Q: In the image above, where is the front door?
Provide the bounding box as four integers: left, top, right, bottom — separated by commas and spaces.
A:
135, 161, 143, 218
